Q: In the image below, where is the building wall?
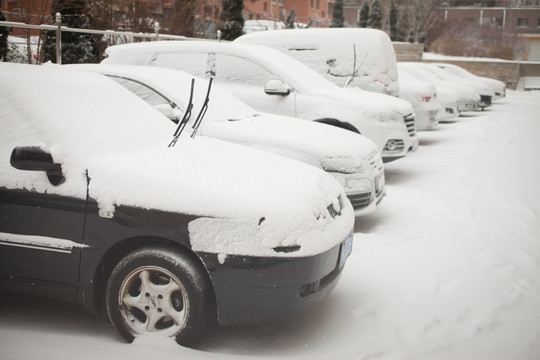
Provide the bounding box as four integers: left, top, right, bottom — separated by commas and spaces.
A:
1, 0, 52, 36
243, 0, 334, 27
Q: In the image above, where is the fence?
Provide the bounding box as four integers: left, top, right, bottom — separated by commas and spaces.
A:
0, 13, 187, 64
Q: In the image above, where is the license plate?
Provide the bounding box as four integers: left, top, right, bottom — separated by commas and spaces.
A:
339, 232, 354, 268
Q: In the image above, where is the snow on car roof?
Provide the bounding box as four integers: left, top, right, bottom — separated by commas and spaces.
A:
104, 40, 338, 92
235, 28, 399, 88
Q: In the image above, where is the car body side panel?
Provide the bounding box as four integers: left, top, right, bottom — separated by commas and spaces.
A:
0, 188, 86, 300
77, 199, 197, 311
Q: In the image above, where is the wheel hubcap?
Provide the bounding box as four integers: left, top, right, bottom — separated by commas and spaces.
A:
118, 266, 188, 337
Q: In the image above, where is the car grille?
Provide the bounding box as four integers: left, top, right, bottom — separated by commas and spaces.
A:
347, 192, 372, 209
404, 114, 416, 137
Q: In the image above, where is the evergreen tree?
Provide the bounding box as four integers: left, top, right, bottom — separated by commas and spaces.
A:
389, 0, 399, 41
219, 0, 245, 41
358, 1, 370, 28
285, 8, 296, 29
330, 0, 345, 28
0, 10, 10, 61
42, 0, 99, 64
368, 0, 383, 29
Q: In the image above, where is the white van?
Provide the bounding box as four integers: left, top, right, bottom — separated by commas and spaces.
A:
235, 28, 400, 97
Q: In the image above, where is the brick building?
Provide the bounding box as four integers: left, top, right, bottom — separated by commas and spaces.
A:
438, 1, 540, 60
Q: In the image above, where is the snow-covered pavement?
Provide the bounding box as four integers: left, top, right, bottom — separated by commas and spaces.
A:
1, 90, 540, 360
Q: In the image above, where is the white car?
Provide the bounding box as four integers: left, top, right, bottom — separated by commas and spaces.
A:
398, 62, 481, 113
420, 63, 495, 108
103, 41, 419, 163
69, 63, 386, 216
0, 62, 354, 345
397, 71, 442, 130
430, 63, 506, 101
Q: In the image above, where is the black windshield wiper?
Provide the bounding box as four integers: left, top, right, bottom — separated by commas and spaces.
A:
191, 77, 213, 139
168, 78, 195, 147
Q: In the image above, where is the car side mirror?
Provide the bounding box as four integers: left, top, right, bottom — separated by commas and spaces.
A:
264, 80, 292, 96
10, 146, 65, 186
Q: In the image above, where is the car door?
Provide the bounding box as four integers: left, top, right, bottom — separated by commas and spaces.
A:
0, 111, 87, 298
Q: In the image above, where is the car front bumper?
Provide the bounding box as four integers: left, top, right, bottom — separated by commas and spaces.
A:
196, 232, 353, 325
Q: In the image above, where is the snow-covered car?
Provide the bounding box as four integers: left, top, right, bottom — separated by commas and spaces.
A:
68, 64, 385, 216
235, 28, 400, 97
398, 62, 481, 113
430, 63, 506, 101
103, 41, 419, 163
397, 71, 441, 130
417, 62, 494, 108
0, 63, 355, 346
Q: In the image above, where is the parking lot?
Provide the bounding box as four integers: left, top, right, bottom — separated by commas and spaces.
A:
1, 89, 539, 360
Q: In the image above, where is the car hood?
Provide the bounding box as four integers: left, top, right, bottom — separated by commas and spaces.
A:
316, 87, 413, 117
87, 136, 354, 257
200, 112, 378, 169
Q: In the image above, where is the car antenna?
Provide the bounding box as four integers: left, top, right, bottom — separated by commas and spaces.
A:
190, 77, 213, 139
168, 78, 195, 147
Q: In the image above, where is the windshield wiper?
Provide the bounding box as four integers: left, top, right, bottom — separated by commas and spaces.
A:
191, 77, 213, 139
168, 78, 195, 147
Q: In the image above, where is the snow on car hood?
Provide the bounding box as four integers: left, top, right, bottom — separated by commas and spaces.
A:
0, 63, 353, 257
201, 113, 378, 169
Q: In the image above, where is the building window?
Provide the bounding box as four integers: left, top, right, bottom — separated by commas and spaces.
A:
494, 17, 503, 26
264, 2, 267, 12
537, 18, 540, 28
310, 0, 314, 8
517, 18, 529, 27
464, 17, 474, 23
317, 0, 320, 9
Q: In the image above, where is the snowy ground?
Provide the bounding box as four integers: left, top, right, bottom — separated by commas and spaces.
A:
1, 90, 540, 360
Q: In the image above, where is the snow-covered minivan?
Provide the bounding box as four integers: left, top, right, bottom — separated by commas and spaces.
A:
0, 63, 354, 346
235, 28, 400, 97
70, 63, 385, 216
103, 41, 418, 163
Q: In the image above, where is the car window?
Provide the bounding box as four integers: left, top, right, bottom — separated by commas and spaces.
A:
213, 54, 274, 87
154, 52, 207, 78
109, 77, 173, 108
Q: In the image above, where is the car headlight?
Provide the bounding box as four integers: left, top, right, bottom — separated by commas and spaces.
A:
329, 172, 372, 193
366, 110, 403, 123
320, 156, 368, 174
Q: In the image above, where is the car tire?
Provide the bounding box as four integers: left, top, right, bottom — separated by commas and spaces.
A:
105, 246, 213, 346
314, 118, 360, 134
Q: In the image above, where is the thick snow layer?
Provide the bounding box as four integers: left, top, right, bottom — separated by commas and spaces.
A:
1, 90, 539, 358
67, 64, 379, 170
235, 28, 399, 95
0, 63, 353, 257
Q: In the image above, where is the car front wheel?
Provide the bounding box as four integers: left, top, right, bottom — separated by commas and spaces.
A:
106, 246, 213, 346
